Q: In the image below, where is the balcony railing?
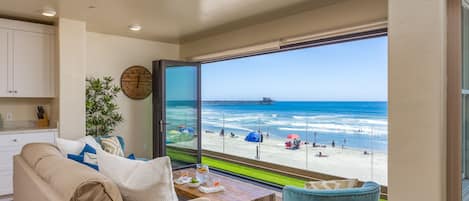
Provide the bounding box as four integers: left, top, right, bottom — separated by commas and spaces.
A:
201, 112, 388, 185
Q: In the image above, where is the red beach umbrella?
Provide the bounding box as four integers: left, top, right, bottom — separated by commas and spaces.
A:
287, 134, 300, 139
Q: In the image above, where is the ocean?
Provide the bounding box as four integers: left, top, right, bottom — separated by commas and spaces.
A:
202, 101, 388, 152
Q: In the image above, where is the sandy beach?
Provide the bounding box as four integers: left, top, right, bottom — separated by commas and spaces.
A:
201, 131, 387, 185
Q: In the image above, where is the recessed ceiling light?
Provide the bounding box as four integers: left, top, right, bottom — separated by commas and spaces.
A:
41, 8, 56, 17
128, 24, 142, 31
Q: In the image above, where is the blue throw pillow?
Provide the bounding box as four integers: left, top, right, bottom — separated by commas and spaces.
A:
67, 153, 84, 162
67, 154, 99, 171
127, 153, 136, 160
79, 144, 96, 155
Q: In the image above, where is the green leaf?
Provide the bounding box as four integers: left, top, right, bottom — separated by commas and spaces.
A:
85, 76, 123, 136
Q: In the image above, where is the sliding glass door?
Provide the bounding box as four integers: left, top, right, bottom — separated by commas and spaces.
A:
153, 60, 201, 169
463, 1, 469, 200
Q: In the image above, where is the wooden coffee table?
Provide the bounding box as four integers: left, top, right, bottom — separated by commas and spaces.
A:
173, 169, 276, 201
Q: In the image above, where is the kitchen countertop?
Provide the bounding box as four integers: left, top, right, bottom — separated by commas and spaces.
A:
0, 126, 58, 135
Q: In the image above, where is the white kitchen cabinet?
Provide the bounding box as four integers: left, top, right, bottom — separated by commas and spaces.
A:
13, 30, 55, 97
0, 130, 57, 195
0, 18, 56, 98
0, 29, 9, 97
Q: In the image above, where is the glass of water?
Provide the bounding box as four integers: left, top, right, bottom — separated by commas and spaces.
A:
195, 164, 209, 184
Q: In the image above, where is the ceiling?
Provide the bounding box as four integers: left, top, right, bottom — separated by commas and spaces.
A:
0, 0, 340, 43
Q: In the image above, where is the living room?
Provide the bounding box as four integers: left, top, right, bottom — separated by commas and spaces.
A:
0, 0, 457, 201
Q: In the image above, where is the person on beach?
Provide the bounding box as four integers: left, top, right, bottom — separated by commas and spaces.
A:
219, 128, 225, 136
332, 140, 335, 148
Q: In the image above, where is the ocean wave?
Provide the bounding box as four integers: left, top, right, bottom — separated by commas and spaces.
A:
266, 118, 386, 127
292, 115, 387, 125
223, 116, 263, 122
203, 120, 253, 132
278, 124, 387, 135
342, 118, 388, 125
292, 115, 345, 120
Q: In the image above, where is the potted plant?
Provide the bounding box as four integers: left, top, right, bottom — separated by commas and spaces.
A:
85, 76, 123, 137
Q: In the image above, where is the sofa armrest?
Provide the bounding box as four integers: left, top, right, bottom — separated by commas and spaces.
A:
188, 198, 211, 201
14, 155, 64, 201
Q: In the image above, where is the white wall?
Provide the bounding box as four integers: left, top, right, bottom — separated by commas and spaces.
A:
388, 0, 446, 200
58, 18, 86, 140
0, 99, 51, 121
86, 32, 179, 158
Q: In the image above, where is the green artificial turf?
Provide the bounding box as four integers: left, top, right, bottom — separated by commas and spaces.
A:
201, 156, 387, 201
202, 156, 306, 187
166, 148, 197, 164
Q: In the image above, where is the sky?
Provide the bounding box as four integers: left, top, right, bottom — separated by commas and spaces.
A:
166, 67, 197, 101
201, 36, 388, 101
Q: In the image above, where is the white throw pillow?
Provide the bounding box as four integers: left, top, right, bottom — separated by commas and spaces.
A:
78, 136, 103, 150
97, 150, 178, 201
55, 138, 85, 156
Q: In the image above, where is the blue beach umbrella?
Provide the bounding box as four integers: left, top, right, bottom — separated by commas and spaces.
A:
245, 132, 261, 142
245, 131, 262, 160
179, 127, 195, 134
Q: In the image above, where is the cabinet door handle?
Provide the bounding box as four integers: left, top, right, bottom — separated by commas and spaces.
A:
8, 90, 12, 93
12, 139, 17, 142
14, 90, 18, 93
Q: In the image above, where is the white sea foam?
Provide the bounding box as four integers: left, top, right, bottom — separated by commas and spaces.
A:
278, 126, 386, 135
223, 116, 263, 122
293, 115, 344, 120
203, 120, 253, 132
201, 107, 388, 136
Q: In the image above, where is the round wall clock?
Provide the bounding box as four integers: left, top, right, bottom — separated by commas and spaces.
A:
120, 66, 152, 100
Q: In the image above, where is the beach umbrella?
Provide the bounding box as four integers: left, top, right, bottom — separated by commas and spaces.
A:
287, 134, 300, 139
180, 127, 195, 134
245, 131, 262, 160
187, 127, 194, 133
244, 132, 261, 142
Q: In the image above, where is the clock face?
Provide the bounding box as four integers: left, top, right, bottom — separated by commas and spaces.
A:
120, 66, 152, 100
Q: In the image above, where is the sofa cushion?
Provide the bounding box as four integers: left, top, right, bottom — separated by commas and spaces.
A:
21, 143, 123, 201
21, 143, 64, 169
305, 179, 359, 190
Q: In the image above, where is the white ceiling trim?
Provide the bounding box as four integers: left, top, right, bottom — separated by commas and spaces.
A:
190, 41, 280, 62
280, 21, 388, 47
190, 21, 388, 63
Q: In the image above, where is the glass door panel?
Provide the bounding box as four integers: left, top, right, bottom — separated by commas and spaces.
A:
463, 1, 469, 200
153, 60, 201, 169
